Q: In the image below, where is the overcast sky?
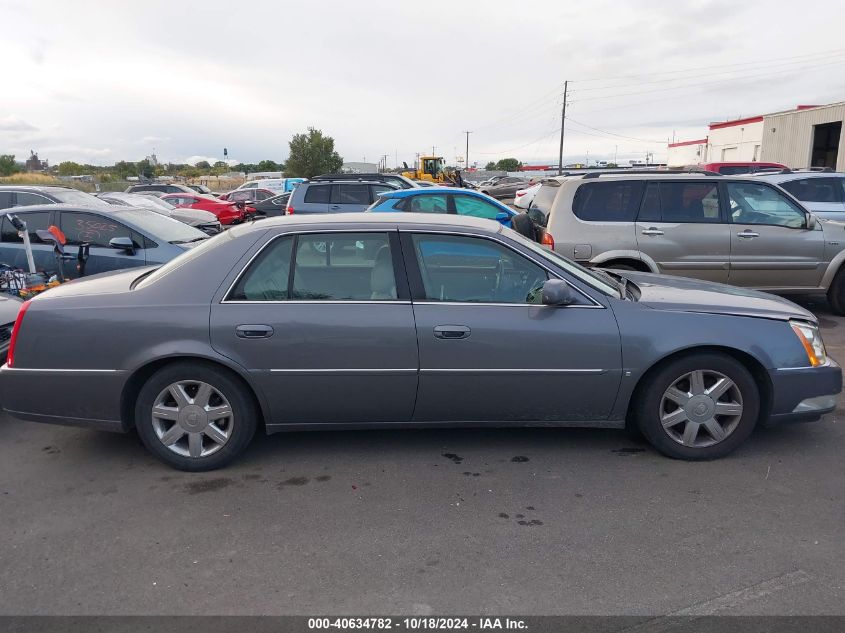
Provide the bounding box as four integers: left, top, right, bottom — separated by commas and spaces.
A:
3, 0, 845, 168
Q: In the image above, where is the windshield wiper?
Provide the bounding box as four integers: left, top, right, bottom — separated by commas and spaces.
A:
591, 268, 626, 299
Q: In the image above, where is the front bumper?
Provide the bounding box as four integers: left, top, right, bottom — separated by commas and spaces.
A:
765, 360, 842, 425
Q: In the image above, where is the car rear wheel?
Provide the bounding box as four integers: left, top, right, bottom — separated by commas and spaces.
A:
135, 362, 257, 471
633, 353, 759, 460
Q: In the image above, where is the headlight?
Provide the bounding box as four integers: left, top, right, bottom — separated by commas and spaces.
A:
790, 321, 827, 367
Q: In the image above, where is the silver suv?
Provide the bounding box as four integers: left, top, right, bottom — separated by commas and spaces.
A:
531, 172, 845, 314
285, 180, 398, 215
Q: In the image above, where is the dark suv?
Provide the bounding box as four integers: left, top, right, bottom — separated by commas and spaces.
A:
125, 183, 197, 195
0, 186, 111, 210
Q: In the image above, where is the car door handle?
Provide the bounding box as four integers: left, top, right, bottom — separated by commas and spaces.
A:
433, 325, 471, 340
329, 205, 341, 210
641, 227, 664, 236
737, 230, 760, 239
235, 324, 274, 339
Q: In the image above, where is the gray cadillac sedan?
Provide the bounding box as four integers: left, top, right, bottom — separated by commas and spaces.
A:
0, 214, 840, 470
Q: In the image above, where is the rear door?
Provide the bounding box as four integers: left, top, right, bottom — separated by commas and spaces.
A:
210, 229, 418, 426
634, 180, 730, 283
330, 184, 370, 212
0, 210, 56, 273
725, 181, 825, 289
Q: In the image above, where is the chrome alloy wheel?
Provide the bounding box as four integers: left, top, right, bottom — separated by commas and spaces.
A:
151, 381, 234, 458
659, 370, 744, 448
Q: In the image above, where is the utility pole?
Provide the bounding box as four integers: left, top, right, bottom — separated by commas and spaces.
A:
431, 146, 436, 157
614, 145, 618, 165
463, 131, 472, 171
557, 80, 568, 175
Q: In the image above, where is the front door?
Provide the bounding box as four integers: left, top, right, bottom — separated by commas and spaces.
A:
635, 180, 730, 283
725, 181, 826, 289
403, 231, 622, 423
57, 210, 147, 278
210, 229, 419, 426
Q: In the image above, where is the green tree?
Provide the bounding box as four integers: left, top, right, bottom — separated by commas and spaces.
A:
57, 161, 84, 176
495, 158, 521, 172
256, 159, 282, 172
113, 161, 137, 179
283, 127, 343, 178
484, 161, 496, 171
194, 160, 211, 170
137, 159, 155, 179
0, 155, 19, 176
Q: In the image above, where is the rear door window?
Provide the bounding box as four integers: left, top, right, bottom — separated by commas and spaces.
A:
0, 192, 12, 210
572, 181, 645, 221
0, 211, 52, 243
14, 192, 53, 207
638, 181, 721, 223
454, 195, 502, 219
303, 185, 331, 204
407, 194, 449, 213
334, 185, 370, 205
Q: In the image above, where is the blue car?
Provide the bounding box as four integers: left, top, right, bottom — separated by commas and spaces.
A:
366, 187, 538, 238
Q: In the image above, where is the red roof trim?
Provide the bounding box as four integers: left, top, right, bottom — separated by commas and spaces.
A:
709, 116, 764, 130
796, 105, 820, 110
668, 138, 707, 148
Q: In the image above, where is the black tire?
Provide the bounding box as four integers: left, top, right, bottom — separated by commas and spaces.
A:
510, 212, 537, 241
633, 353, 759, 460
135, 362, 258, 471
827, 268, 845, 315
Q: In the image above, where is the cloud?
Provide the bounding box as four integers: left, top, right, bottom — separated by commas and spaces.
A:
0, 116, 38, 132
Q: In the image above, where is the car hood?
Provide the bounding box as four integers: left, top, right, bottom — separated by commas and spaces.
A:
619, 271, 815, 322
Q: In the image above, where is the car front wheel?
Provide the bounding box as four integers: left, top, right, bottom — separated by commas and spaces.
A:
633, 353, 759, 460
135, 362, 257, 471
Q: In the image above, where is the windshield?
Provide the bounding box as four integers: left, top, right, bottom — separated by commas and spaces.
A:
506, 229, 621, 297
127, 195, 175, 211
52, 189, 112, 207
117, 209, 207, 243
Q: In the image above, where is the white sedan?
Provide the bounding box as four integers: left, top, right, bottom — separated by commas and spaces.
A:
514, 182, 541, 209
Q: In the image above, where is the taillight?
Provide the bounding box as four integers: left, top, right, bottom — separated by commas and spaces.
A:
541, 231, 555, 249
7, 299, 32, 368
515, 191, 526, 197
286, 206, 294, 215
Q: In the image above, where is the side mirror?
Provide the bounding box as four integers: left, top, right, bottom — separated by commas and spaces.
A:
109, 236, 136, 255
541, 279, 575, 306
495, 211, 511, 223
806, 213, 817, 229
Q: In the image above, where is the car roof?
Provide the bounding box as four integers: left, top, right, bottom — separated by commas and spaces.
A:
752, 171, 845, 182
539, 172, 768, 184
231, 211, 504, 235
378, 186, 484, 198
0, 185, 85, 193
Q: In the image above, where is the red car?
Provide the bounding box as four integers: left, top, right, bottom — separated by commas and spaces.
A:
161, 193, 254, 225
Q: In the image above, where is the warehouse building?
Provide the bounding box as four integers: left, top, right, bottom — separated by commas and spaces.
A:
761, 101, 845, 170
666, 103, 842, 168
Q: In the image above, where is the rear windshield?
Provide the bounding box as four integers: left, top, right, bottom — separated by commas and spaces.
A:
52, 189, 111, 207
115, 209, 208, 243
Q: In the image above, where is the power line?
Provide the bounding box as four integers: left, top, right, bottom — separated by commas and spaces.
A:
571, 57, 845, 104
572, 47, 845, 82
566, 117, 666, 144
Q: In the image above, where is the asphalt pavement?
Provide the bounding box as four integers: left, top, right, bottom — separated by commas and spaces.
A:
0, 296, 843, 616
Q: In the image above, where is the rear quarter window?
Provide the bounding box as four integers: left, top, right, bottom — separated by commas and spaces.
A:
527, 184, 559, 227
572, 181, 645, 222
